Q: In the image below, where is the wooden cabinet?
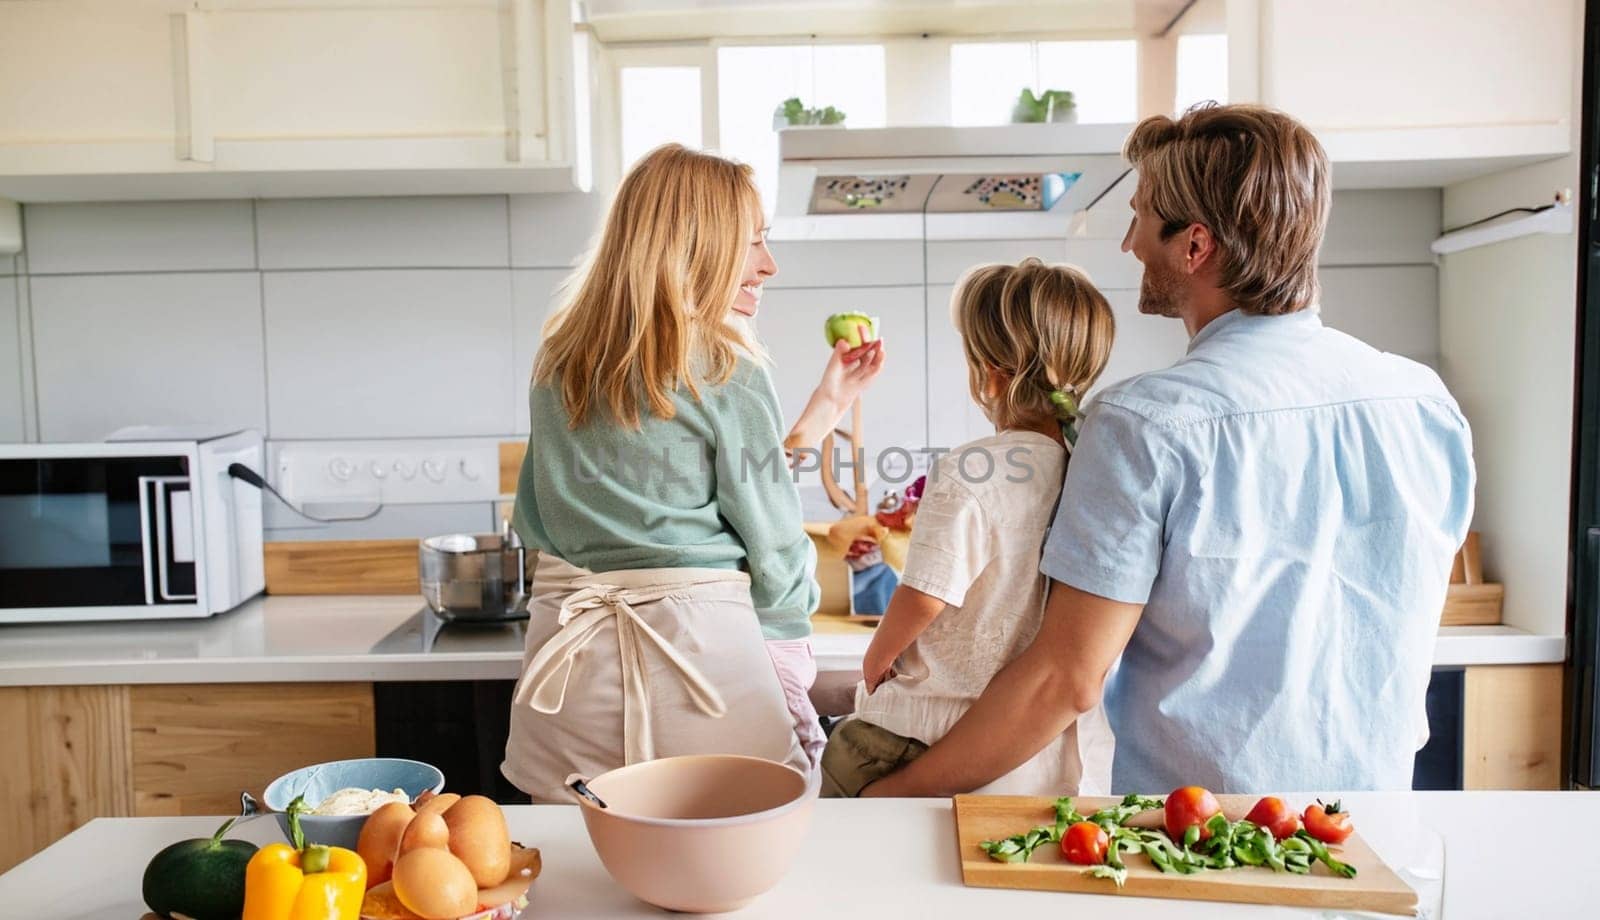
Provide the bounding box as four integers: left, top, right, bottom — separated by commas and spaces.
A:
129, 683, 376, 818
1415, 665, 1566, 791
0, 682, 374, 873
0, 686, 133, 875
1463, 664, 1565, 790
0, 0, 584, 201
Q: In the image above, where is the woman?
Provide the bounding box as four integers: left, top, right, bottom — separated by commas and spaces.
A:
501, 144, 885, 801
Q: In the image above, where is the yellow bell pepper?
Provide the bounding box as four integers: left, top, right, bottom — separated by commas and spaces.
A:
243, 796, 366, 920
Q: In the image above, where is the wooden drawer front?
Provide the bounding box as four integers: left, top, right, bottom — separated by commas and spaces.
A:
0, 686, 133, 873
130, 683, 376, 816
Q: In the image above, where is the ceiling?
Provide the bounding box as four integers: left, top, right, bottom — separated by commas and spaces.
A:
580, 0, 1224, 43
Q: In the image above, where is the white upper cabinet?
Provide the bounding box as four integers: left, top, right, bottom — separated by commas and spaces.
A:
0, 0, 584, 201
1241, 0, 1576, 187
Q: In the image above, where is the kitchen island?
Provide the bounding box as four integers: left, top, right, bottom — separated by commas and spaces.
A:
2, 792, 1594, 918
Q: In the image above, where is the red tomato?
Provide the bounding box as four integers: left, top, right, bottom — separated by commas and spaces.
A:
1060, 821, 1109, 865
1303, 799, 1354, 844
1244, 796, 1302, 840
1165, 786, 1223, 843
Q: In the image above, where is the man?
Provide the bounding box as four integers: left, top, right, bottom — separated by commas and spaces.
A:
865, 104, 1475, 795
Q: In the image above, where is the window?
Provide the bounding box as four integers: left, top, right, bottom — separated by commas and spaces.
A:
619, 65, 703, 170
717, 44, 887, 210
1174, 33, 1229, 113
951, 40, 1138, 125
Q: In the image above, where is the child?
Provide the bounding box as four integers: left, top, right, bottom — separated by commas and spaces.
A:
819, 258, 1117, 797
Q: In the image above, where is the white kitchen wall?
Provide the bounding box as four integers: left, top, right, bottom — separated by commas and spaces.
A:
23, 201, 257, 274
765, 240, 923, 289
6, 186, 1442, 540
255, 197, 510, 270
508, 193, 604, 268
262, 269, 517, 439
29, 272, 267, 442
512, 269, 569, 437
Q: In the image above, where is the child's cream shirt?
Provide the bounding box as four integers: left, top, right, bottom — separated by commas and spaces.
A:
852, 429, 1115, 795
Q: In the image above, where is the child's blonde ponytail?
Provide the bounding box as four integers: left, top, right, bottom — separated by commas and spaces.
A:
951, 258, 1116, 439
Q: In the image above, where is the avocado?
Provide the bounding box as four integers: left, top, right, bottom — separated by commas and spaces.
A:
142, 816, 257, 920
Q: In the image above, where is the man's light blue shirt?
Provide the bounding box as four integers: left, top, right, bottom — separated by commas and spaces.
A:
1042, 308, 1475, 793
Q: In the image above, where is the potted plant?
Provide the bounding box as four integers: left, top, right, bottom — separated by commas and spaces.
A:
1011, 88, 1076, 124
774, 97, 848, 130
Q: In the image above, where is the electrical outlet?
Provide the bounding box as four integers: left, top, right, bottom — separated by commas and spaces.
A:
269, 438, 505, 507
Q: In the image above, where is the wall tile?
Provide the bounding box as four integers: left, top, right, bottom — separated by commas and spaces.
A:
263, 497, 494, 542
511, 268, 570, 436
508, 192, 605, 268
1318, 265, 1439, 361
0, 253, 15, 275
765, 240, 924, 289
256, 196, 510, 270
1323, 189, 1442, 267
24, 201, 256, 274
30, 272, 266, 441
264, 270, 516, 439
0, 278, 22, 441
926, 238, 1142, 289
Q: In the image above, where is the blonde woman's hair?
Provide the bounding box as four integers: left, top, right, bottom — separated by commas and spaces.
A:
1124, 102, 1331, 316
951, 258, 1115, 431
535, 144, 763, 429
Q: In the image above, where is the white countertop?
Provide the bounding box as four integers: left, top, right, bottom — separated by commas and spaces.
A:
2, 792, 1594, 918
0, 594, 1566, 687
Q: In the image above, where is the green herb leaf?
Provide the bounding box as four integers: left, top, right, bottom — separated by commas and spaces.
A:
1089, 864, 1129, 888
1294, 830, 1358, 879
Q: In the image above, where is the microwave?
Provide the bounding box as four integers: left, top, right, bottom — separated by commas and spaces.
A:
0, 429, 266, 623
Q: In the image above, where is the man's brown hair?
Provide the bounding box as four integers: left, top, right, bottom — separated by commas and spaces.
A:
1123, 103, 1331, 316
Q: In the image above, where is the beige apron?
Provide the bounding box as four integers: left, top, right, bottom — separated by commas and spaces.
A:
501, 555, 806, 802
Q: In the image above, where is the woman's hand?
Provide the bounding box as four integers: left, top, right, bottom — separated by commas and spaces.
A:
784, 338, 885, 453
816, 337, 886, 415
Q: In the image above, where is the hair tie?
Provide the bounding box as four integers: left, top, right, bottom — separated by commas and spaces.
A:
1048, 386, 1079, 420
1048, 386, 1081, 450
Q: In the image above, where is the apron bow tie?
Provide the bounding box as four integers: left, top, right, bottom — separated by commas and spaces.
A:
512, 580, 728, 763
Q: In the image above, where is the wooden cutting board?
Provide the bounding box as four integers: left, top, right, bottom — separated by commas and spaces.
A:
953, 795, 1418, 916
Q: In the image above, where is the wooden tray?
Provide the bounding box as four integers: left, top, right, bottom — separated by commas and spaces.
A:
1441, 582, 1504, 626
1441, 531, 1503, 626
953, 795, 1417, 916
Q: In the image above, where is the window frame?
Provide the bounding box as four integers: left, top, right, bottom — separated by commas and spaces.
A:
948, 35, 1143, 126
602, 43, 720, 184
594, 28, 1216, 192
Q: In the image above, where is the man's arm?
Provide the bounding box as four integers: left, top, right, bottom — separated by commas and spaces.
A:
861, 580, 1142, 797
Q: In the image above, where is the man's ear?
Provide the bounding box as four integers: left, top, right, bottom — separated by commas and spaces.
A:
1183, 224, 1218, 275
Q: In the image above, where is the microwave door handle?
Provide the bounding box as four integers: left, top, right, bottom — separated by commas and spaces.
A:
152, 477, 198, 602
138, 477, 158, 605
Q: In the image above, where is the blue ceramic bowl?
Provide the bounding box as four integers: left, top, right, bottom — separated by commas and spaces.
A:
262, 757, 445, 851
